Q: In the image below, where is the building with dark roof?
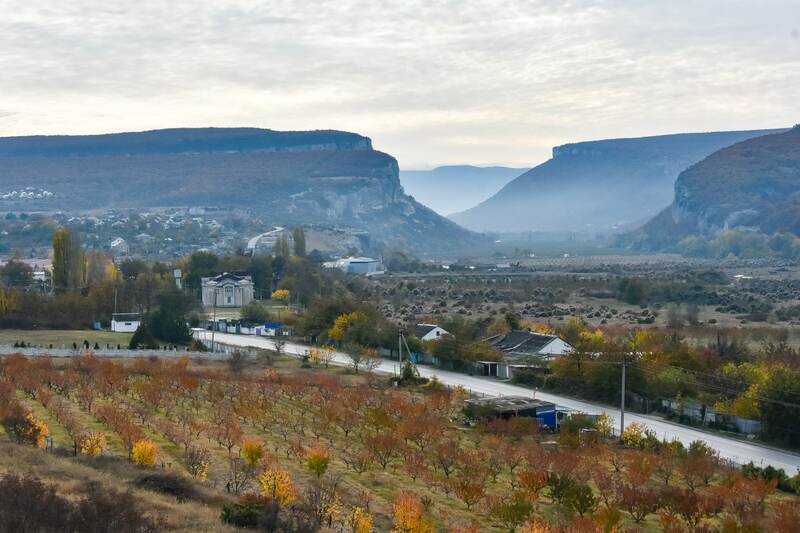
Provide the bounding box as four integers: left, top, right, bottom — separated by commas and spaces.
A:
464, 396, 557, 428
413, 323, 451, 342
483, 329, 574, 380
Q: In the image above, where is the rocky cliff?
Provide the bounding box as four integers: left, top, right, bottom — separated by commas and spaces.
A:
631, 126, 800, 249
0, 128, 483, 254
449, 129, 785, 234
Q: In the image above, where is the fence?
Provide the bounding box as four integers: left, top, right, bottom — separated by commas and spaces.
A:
0, 344, 230, 360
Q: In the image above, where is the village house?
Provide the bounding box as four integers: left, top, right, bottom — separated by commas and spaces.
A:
413, 323, 451, 342
482, 329, 574, 379
201, 272, 255, 308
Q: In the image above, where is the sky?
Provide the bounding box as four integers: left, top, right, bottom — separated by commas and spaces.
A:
0, 0, 798, 169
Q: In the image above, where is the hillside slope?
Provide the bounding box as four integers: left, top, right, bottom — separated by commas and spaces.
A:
450, 129, 785, 234
0, 128, 483, 254
400, 165, 528, 215
632, 125, 800, 249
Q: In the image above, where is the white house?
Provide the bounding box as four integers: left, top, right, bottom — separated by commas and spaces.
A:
414, 323, 451, 342
201, 272, 255, 308
111, 313, 141, 333
485, 329, 575, 379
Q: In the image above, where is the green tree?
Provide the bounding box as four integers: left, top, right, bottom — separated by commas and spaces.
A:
129, 323, 159, 349
0, 259, 33, 287
292, 227, 306, 257
52, 228, 83, 291
275, 235, 291, 260
183, 251, 220, 291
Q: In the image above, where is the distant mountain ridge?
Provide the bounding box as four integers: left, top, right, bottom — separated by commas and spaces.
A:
400, 165, 528, 215
631, 125, 800, 249
0, 128, 483, 254
0, 127, 372, 157
450, 128, 786, 234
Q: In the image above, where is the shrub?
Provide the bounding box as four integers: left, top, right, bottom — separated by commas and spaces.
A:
221, 502, 263, 528
134, 473, 199, 503
132, 439, 158, 467
0, 474, 160, 532
3, 405, 49, 447
80, 432, 107, 458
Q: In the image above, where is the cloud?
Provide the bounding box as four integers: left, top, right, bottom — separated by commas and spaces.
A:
0, 0, 797, 167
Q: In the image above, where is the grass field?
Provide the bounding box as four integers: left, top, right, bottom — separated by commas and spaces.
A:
0, 329, 133, 348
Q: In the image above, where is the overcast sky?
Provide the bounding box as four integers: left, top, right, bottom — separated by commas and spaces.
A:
0, 1, 798, 168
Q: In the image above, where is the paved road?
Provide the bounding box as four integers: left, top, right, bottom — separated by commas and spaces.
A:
195, 330, 800, 473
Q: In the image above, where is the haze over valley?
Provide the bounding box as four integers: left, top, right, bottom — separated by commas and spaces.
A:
2, 2, 800, 532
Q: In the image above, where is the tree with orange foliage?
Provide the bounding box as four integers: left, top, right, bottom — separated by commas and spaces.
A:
213, 409, 244, 457
392, 491, 434, 533
452, 474, 486, 510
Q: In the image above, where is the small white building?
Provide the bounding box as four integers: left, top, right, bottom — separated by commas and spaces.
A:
201, 272, 255, 308
323, 256, 384, 276
111, 313, 141, 333
414, 323, 451, 342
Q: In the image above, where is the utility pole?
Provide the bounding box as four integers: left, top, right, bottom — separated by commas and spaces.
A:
398, 329, 403, 366
620, 353, 626, 438
210, 288, 218, 353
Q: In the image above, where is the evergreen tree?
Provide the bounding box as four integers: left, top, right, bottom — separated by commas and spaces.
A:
275, 234, 291, 260
292, 227, 306, 257
52, 228, 84, 291
129, 323, 159, 349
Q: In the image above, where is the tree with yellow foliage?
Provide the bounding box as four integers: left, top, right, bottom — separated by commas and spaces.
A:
3, 405, 49, 448
346, 506, 374, 533
392, 492, 435, 533
328, 311, 367, 342
0, 287, 19, 317
80, 432, 107, 458
259, 469, 297, 506
271, 289, 290, 304
131, 439, 158, 467
308, 345, 336, 368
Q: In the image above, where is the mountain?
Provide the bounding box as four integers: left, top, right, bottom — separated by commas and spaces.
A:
449, 129, 786, 234
399, 165, 528, 215
631, 126, 800, 249
0, 128, 483, 254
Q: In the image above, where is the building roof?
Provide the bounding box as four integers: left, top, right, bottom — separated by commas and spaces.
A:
201, 272, 253, 285
112, 313, 141, 321
465, 396, 555, 414
414, 324, 444, 338
488, 330, 557, 354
